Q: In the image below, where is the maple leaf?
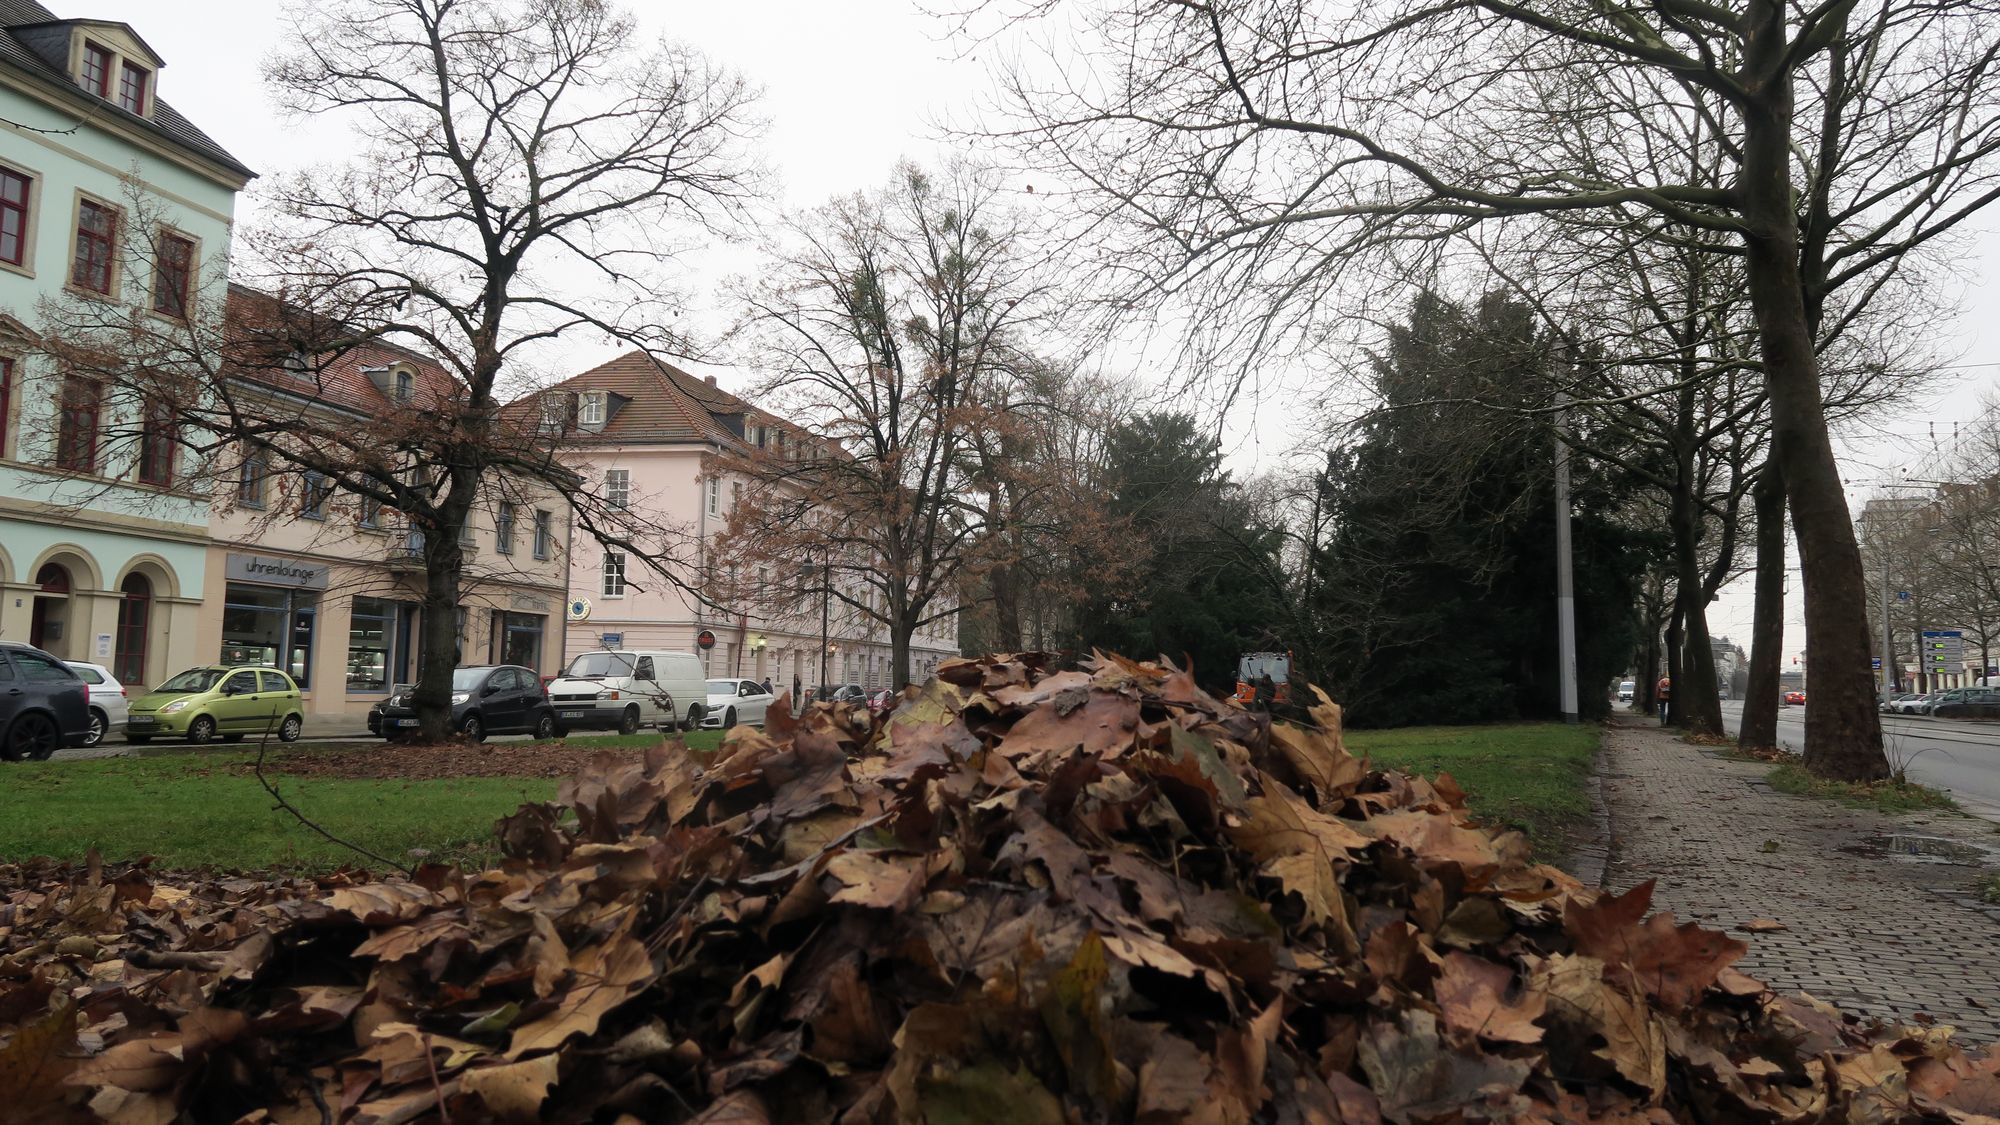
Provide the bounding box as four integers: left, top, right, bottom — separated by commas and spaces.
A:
1434, 951, 1546, 1045
0, 1000, 80, 1123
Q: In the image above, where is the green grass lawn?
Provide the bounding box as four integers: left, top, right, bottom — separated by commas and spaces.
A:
0, 724, 1595, 872
0, 732, 722, 872
1348, 722, 1600, 859
1765, 762, 1956, 814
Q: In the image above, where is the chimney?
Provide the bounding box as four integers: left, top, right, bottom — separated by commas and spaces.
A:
705, 375, 717, 386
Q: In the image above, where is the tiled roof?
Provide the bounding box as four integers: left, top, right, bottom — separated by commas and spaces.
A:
224, 285, 464, 421
531, 351, 750, 445
0, 1, 254, 180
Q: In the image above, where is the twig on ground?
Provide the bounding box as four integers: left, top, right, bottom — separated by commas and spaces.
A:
250, 710, 413, 875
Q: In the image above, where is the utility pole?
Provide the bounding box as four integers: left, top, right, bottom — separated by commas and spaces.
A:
819, 547, 831, 697
1554, 398, 1580, 724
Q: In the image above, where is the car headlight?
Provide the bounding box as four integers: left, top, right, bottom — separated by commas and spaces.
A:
390, 693, 409, 707
158, 699, 189, 714
597, 689, 620, 701
452, 693, 470, 704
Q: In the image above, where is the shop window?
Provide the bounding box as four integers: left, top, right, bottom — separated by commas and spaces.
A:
221, 583, 315, 688
493, 611, 544, 670
71, 198, 115, 294
54, 375, 99, 473
113, 572, 150, 685
346, 596, 393, 692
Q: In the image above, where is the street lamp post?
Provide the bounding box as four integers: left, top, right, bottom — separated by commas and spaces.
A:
1554, 397, 1580, 724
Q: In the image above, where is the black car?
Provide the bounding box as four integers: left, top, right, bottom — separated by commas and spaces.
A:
369, 665, 559, 741
0, 641, 92, 760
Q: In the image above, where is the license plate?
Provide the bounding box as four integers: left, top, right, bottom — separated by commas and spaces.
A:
394, 718, 420, 728
561, 710, 585, 719
129, 716, 154, 726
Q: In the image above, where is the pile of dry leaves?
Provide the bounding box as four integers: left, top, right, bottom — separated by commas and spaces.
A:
2, 652, 1996, 1123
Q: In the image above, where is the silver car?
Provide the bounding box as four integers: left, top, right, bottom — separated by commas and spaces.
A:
62, 661, 129, 748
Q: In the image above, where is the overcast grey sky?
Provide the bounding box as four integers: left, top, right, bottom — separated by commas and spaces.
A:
101, 0, 2000, 668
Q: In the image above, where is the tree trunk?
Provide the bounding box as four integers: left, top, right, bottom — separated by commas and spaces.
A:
991, 561, 1023, 651
1739, 457, 1786, 751
1740, 6, 1887, 780
415, 515, 468, 744
1669, 472, 1724, 734
1663, 602, 1685, 726
891, 619, 913, 691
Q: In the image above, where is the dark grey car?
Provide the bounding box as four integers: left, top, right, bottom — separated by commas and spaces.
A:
0, 641, 92, 760
371, 665, 559, 741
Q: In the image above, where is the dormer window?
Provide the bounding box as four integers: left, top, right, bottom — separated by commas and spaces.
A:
394, 369, 413, 401
80, 41, 111, 98
579, 392, 604, 426
117, 61, 148, 115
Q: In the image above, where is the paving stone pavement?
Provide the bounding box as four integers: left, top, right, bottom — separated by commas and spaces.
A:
1599, 717, 2000, 1043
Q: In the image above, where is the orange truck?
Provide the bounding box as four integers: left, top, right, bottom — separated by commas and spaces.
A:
1233, 651, 1292, 706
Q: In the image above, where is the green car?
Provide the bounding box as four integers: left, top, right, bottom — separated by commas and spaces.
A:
126, 666, 306, 745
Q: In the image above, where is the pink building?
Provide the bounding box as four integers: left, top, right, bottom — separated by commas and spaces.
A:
539, 352, 960, 693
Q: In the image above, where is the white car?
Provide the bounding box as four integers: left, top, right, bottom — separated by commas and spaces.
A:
702, 678, 774, 730
62, 661, 128, 747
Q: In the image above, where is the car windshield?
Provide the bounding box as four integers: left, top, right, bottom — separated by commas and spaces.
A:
157, 668, 224, 693
453, 668, 490, 692
707, 680, 736, 694
566, 652, 635, 678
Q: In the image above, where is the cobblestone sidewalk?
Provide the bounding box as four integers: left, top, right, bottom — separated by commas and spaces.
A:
1598, 717, 2000, 1042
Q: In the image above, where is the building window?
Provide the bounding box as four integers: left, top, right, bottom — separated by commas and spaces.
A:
358, 494, 383, 529
152, 232, 192, 318
221, 583, 316, 688
731, 481, 742, 512
0, 166, 30, 267
301, 472, 330, 520
346, 596, 394, 692
602, 552, 626, 597
605, 468, 629, 510
533, 509, 553, 559
137, 397, 174, 486
495, 501, 515, 553
579, 392, 604, 425
80, 41, 111, 97
393, 369, 413, 401
492, 611, 545, 670
113, 572, 150, 685
71, 199, 115, 294
238, 451, 269, 508
706, 476, 719, 516
116, 61, 148, 115
54, 375, 99, 473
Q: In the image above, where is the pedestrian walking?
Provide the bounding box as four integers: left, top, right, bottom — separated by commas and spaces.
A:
792, 673, 802, 712
1656, 675, 1672, 725
760, 677, 773, 696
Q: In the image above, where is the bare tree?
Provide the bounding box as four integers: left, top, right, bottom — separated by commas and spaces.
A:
712, 162, 1047, 688
38, 0, 761, 740
976, 0, 2000, 779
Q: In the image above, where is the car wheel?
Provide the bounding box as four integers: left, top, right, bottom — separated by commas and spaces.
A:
683, 704, 703, 732
188, 715, 217, 744
533, 711, 557, 740
5, 713, 59, 761
618, 706, 640, 736
462, 714, 485, 742
724, 707, 736, 730
278, 715, 303, 743
84, 708, 107, 748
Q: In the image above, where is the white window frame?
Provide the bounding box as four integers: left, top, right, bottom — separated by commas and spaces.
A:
602, 551, 626, 597
579, 391, 605, 426
605, 468, 630, 510
706, 476, 719, 517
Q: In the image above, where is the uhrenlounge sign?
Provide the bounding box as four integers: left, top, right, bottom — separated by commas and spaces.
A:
226, 553, 329, 590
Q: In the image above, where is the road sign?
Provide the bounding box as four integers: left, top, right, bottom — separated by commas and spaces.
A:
697, 629, 716, 650
599, 632, 623, 649
1922, 629, 1964, 670
1898, 590, 1911, 602
1872, 658, 1882, 669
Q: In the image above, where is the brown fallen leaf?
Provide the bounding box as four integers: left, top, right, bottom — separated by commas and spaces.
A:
460, 1053, 560, 1121
1738, 918, 1788, 933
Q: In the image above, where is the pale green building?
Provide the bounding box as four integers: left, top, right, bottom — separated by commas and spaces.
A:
0, 1, 251, 687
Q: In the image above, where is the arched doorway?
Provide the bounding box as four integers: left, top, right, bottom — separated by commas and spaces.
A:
114, 572, 152, 685
29, 563, 70, 658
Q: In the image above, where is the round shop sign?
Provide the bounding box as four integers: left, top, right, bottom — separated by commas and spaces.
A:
697, 629, 716, 650
567, 597, 592, 622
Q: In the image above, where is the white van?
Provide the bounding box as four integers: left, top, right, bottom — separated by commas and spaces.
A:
547, 650, 709, 734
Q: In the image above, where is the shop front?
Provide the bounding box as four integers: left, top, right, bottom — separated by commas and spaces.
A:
216, 553, 325, 689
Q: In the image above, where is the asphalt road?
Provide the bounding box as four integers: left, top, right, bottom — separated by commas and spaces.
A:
1715, 700, 2000, 821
